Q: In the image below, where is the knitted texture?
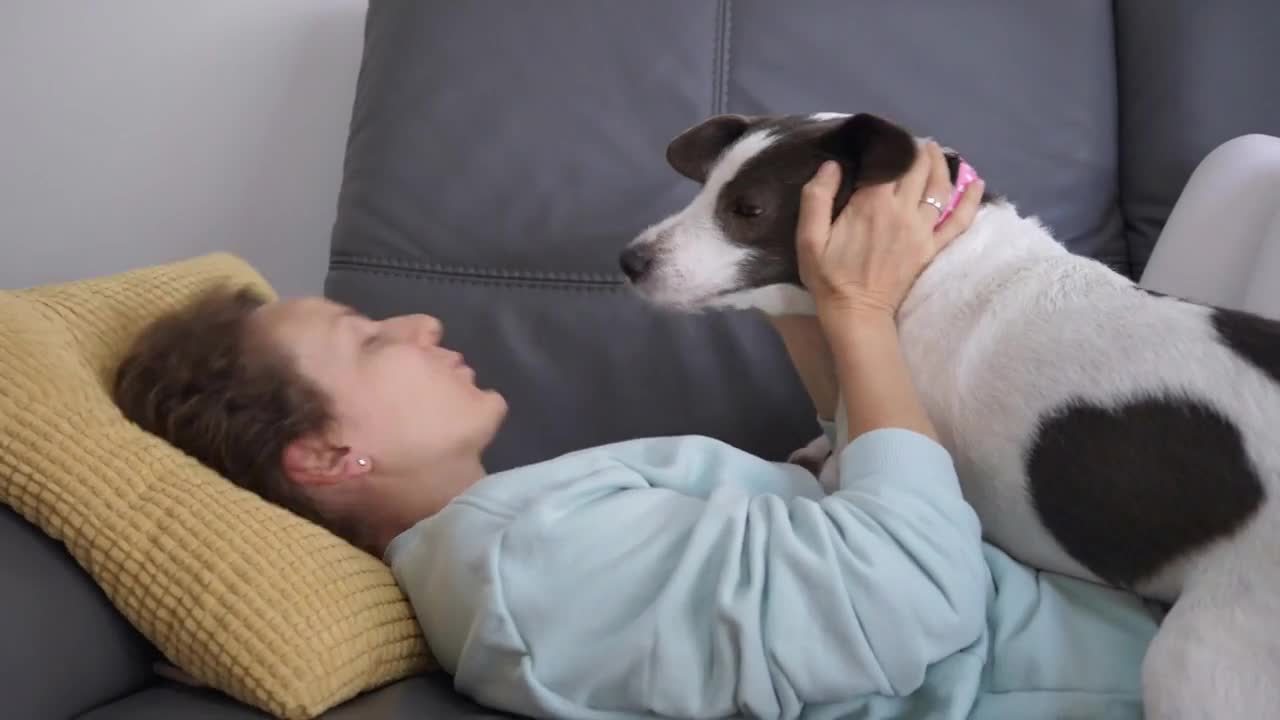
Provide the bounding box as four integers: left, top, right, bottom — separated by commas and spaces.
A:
0, 253, 433, 719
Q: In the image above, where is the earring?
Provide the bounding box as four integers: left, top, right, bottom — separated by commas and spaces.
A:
356, 457, 369, 468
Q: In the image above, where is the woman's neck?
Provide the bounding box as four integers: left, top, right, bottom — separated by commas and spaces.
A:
366, 454, 487, 559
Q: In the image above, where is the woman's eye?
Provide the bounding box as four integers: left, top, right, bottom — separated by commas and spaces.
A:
733, 201, 764, 218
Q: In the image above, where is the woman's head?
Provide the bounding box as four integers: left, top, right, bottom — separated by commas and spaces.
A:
112, 285, 506, 555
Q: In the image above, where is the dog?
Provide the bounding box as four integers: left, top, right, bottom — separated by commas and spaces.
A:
619, 111, 1280, 718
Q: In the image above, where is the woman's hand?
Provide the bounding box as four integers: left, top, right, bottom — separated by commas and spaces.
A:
792, 142, 983, 444
796, 141, 983, 325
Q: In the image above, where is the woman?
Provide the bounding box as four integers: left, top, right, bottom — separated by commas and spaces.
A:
113, 143, 1160, 719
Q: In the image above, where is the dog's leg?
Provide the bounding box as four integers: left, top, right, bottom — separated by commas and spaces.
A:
815, 454, 839, 494
1142, 571, 1280, 719
787, 433, 831, 477
785, 433, 840, 494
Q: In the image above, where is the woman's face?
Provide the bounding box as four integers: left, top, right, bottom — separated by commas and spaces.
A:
254, 297, 507, 478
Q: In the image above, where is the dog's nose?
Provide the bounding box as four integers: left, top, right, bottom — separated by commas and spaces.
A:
619, 245, 655, 281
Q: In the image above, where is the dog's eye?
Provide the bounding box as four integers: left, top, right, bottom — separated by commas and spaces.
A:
733, 201, 764, 218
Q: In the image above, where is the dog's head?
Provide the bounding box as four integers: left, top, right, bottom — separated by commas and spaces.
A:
619, 112, 975, 314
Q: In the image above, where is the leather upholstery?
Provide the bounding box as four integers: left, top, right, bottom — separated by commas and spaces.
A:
1115, 0, 1280, 277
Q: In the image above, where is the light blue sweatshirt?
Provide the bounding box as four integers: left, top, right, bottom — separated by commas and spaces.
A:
386, 428, 1160, 719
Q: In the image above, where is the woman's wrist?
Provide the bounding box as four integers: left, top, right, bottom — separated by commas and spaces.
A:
817, 304, 897, 346
822, 306, 940, 444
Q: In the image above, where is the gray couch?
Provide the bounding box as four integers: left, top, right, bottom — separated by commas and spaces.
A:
6, 1, 1279, 718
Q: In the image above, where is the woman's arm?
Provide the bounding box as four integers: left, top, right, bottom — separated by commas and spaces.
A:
767, 305, 937, 443
767, 313, 838, 421
826, 309, 938, 441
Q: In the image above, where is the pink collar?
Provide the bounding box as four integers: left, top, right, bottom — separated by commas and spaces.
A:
936, 159, 980, 227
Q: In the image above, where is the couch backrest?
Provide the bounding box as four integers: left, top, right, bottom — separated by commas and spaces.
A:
326, 0, 1120, 472
324, 0, 1279, 473
1116, 0, 1280, 275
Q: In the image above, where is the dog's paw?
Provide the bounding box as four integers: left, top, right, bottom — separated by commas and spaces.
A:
787, 434, 832, 477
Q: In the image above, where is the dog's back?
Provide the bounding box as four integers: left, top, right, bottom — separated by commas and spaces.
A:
897, 200, 1280, 602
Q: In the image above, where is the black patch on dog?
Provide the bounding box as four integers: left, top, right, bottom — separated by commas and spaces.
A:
1026, 395, 1265, 588
665, 114, 752, 183
1211, 305, 1280, 385
943, 152, 961, 180
1137, 287, 1280, 384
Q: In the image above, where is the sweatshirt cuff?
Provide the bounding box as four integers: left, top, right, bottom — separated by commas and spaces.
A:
837, 428, 962, 498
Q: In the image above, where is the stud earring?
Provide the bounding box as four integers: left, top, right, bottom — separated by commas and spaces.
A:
356, 457, 369, 468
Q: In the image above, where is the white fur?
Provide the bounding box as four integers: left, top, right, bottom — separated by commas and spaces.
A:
635, 121, 1280, 718
887, 201, 1280, 718
891, 202, 1279, 598
715, 283, 817, 315
786, 432, 833, 472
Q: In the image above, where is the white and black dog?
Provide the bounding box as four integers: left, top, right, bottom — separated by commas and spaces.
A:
619, 112, 1280, 718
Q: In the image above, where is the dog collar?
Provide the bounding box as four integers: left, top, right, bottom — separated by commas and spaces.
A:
937, 159, 980, 227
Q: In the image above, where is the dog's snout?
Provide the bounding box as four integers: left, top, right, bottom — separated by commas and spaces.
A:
619, 245, 656, 281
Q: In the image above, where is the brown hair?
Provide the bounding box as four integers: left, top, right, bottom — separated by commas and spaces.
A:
112, 285, 364, 548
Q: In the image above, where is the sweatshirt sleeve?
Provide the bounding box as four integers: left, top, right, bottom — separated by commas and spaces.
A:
402, 429, 989, 720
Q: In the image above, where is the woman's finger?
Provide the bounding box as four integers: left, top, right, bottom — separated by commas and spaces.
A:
933, 178, 985, 249
838, 175, 891, 229
920, 143, 954, 225
894, 140, 935, 208
797, 161, 841, 257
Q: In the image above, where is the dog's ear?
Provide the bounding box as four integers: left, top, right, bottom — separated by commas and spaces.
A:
818, 113, 917, 188
666, 114, 751, 183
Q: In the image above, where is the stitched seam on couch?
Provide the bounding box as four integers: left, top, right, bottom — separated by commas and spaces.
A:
713, 0, 732, 115
332, 254, 1136, 289
330, 255, 623, 282
328, 258, 627, 293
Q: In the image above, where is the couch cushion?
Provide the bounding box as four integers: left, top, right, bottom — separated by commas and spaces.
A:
0, 254, 431, 720
1116, 0, 1280, 279
722, 0, 1122, 268
80, 674, 509, 720
0, 505, 154, 719
327, 0, 1122, 472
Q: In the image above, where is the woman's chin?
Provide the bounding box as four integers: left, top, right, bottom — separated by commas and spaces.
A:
472, 385, 508, 419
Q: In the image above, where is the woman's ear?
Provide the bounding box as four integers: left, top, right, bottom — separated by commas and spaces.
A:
282, 433, 373, 487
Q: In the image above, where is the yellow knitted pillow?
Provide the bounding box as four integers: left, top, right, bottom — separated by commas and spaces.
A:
0, 253, 434, 719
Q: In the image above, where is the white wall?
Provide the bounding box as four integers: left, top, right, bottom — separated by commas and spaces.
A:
0, 1, 366, 297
